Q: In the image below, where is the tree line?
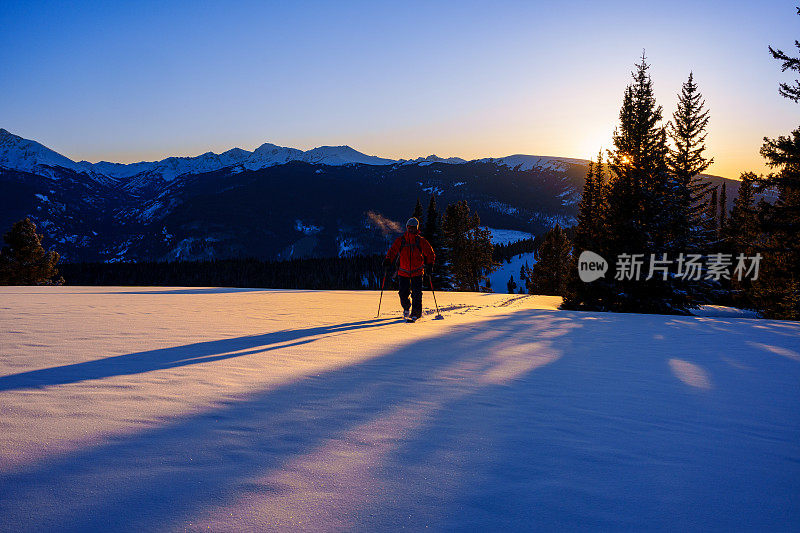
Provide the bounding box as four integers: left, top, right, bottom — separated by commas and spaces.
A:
0, 196, 500, 292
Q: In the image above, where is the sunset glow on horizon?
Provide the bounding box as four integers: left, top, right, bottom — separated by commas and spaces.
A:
1, 1, 797, 180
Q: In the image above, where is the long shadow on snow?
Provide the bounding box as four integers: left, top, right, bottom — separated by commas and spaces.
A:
0, 310, 560, 531
0, 318, 398, 391
2, 311, 799, 531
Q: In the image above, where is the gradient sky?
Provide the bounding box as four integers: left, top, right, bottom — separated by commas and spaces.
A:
1, 0, 797, 179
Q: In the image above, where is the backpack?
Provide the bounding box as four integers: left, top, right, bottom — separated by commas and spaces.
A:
394, 234, 425, 277
400, 234, 423, 255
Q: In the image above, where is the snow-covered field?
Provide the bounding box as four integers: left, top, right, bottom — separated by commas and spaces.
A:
1, 287, 798, 531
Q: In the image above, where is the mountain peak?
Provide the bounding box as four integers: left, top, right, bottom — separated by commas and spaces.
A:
0, 128, 80, 176
253, 142, 282, 151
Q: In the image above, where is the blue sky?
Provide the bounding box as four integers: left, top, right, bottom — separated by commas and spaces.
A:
1, 0, 797, 178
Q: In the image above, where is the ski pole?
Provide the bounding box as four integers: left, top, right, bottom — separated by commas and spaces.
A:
376, 271, 387, 318
428, 267, 443, 320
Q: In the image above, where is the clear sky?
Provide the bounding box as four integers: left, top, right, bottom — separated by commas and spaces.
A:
1, 0, 797, 179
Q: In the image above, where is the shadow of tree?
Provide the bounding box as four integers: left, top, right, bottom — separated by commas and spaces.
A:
0, 311, 562, 531
0, 318, 399, 391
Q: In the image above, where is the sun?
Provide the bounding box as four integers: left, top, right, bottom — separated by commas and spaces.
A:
620, 154, 632, 165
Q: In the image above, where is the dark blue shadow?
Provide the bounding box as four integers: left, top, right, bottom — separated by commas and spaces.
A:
0, 318, 399, 392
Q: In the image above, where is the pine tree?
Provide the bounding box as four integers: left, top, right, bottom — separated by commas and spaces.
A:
529, 224, 572, 296
423, 195, 439, 247
594, 149, 607, 211
724, 172, 761, 306
601, 54, 679, 313
423, 195, 445, 285
440, 201, 496, 291
607, 55, 671, 250
706, 186, 719, 241
507, 275, 517, 294
666, 72, 713, 251
719, 182, 728, 232
0, 218, 63, 285
468, 224, 496, 292
520, 262, 531, 294
412, 198, 424, 233
748, 5, 800, 319
768, 6, 800, 103
751, 127, 800, 319
562, 154, 611, 309
725, 173, 759, 251
574, 159, 596, 252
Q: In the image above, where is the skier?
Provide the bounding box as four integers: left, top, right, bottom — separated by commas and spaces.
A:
383, 217, 436, 321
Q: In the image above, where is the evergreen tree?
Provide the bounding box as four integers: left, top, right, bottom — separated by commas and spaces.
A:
768, 6, 800, 103
520, 262, 532, 294
719, 182, 728, 232
751, 127, 800, 319
423, 195, 440, 247
706, 186, 719, 241
507, 275, 517, 294
570, 152, 608, 253
562, 153, 612, 309
440, 201, 496, 291
748, 6, 800, 319
594, 149, 607, 212
412, 198, 424, 233
0, 218, 63, 285
725, 173, 759, 252
607, 55, 671, 253
570, 54, 681, 313
574, 159, 597, 252
423, 195, 445, 285
724, 173, 761, 306
666, 72, 714, 251
529, 224, 572, 296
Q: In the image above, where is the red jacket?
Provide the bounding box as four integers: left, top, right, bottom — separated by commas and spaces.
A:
386, 231, 436, 277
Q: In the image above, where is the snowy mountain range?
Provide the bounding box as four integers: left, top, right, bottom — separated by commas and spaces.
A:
0, 128, 578, 191
0, 128, 738, 263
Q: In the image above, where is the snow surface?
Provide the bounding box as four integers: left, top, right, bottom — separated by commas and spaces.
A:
1, 287, 798, 531
479, 154, 585, 172
485, 227, 533, 245
692, 305, 761, 319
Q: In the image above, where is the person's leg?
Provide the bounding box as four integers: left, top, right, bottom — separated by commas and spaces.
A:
398, 276, 411, 313
411, 276, 423, 318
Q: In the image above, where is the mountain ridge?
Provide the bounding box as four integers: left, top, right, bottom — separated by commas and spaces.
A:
0, 128, 594, 189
